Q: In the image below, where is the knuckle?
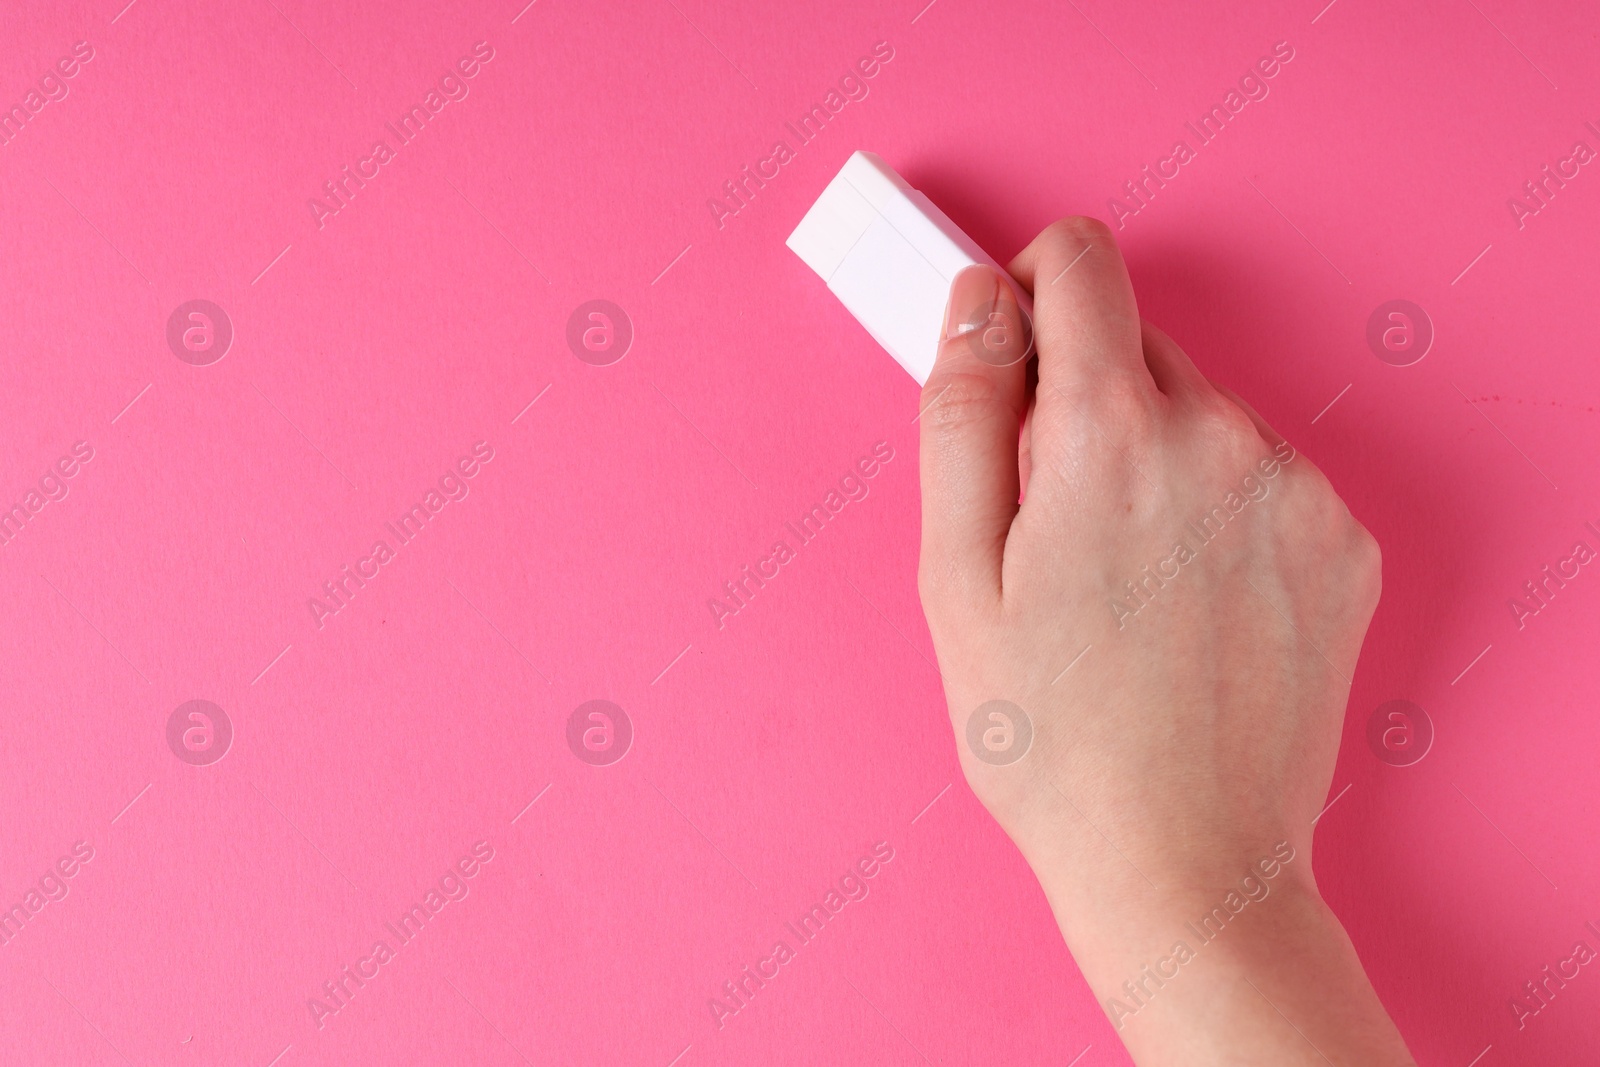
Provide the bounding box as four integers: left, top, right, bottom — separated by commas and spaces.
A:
1045, 215, 1116, 248
1281, 464, 1338, 520
922, 372, 1008, 435
1198, 392, 1260, 444
1348, 522, 1383, 593
1186, 394, 1273, 476
1087, 374, 1157, 432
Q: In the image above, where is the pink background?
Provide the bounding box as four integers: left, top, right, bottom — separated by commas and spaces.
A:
2, 1, 1597, 1064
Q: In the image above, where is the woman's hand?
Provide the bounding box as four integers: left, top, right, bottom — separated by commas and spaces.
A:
917, 218, 1412, 1066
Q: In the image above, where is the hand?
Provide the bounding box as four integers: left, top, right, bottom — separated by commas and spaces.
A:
917, 218, 1412, 1065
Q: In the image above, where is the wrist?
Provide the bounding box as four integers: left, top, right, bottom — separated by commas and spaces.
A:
1013, 810, 1315, 952
1037, 858, 1411, 1065
1040, 834, 1319, 989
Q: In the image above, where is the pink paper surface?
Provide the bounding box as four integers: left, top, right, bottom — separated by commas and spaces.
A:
2, 1, 1597, 1064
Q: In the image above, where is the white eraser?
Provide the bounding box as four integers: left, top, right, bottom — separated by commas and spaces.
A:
786, 151, 1029, 386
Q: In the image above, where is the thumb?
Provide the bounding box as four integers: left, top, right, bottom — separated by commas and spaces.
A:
918, 264, 1031, 612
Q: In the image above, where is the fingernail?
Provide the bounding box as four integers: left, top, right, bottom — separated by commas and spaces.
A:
944, 264, 1000, 341
945, 265, 1032, 367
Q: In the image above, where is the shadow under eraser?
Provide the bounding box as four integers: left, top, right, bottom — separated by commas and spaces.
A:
786, 151, 1029, 386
